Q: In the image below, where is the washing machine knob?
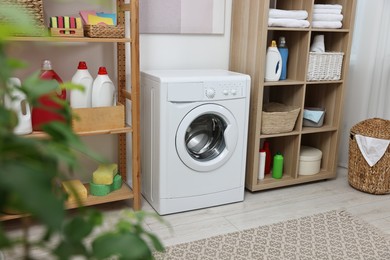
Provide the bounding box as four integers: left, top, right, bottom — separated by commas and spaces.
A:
223, 89, 229, 95
230, 89, 237, 95
205, 88, 216, 98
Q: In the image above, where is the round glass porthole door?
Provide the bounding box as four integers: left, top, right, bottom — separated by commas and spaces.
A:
176, 104, 238, 172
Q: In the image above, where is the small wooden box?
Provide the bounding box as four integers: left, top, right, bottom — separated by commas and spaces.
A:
50, 27, 84, 37
72, 103, 125, 132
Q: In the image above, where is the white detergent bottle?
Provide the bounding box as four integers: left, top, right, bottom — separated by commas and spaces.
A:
70, 61, 93, 108
4, 77, 33, 135
91, 66, 116, 107
265, 40, 282, 81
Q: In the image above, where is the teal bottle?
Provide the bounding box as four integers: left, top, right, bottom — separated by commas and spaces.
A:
272, 152, 284, 179
278, 36, 288, 80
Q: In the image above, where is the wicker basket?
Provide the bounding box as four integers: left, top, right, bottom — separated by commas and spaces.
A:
261, 102, 300, 134
348, 118, 390, 194
2, 0, 45, 36
307, 52, 344, 81
84, 24, 124, 38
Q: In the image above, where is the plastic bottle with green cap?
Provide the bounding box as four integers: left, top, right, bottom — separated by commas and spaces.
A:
272, 152, 284, 179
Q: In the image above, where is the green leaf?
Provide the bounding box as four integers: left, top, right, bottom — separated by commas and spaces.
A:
92, 232, 153, 260
144, 232, 165, 252
63, 216, 93, 243
53, 240, 88, 260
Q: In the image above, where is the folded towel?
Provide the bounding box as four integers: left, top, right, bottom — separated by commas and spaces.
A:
314, 4, 343, 10
268, 18, 310, 28
269, 8, 308, 20
310, 35, 325, 52
312, 21, 342, 29
355, 134, 390, 167
313, 8, 342, 15
313, 13, 343, 22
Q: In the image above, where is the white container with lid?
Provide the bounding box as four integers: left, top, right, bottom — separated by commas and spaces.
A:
298, 146, 322, 176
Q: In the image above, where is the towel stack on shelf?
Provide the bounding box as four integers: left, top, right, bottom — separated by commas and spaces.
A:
268, 8, 310, 28
312, 4, 343, 29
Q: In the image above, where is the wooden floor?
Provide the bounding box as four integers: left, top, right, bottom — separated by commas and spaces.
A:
2, 167, 390, 258
139, 167, 390, 247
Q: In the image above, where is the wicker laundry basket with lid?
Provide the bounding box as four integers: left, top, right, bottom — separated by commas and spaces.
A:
348, 118, 390, 194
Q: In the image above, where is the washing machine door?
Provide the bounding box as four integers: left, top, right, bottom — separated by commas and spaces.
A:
176, 104, 238, 172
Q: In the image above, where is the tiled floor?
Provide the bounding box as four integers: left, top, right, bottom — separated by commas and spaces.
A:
2, 167, 390, 258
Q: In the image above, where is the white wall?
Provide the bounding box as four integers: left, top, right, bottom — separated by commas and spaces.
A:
139, 0, 232, 71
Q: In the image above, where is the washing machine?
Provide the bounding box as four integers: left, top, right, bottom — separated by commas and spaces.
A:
141, 69, 250, 215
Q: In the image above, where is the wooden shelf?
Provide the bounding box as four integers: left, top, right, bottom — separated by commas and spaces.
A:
1, 0, 141, 221
0, 182, 134, 221
230, 0, 356, 192
7, 36, 131, 43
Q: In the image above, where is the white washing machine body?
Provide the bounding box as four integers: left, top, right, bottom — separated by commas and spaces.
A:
140, 70, 250, 215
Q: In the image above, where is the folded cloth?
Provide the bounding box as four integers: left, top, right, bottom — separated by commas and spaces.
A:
268, 18, 310, 28
314, 4, 343, 10
269, 8, 308, 20
313, 8, 342, 15
312, 21, 342, 29
313, 13, 343, 22
355, 134, 390, 167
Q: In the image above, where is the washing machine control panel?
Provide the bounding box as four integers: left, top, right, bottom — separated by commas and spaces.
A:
204, 81, 247, 100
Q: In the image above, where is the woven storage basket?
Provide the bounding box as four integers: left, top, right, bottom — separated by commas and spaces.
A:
348, 118, 390, 194
307, 52, 344, 81
261, 102, 300, 134
2, 0, 45, 36
84, 25, 124, 38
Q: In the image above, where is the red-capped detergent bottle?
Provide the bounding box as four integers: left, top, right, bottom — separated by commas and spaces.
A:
31, 60, 67, 131
91, 66, 116, 108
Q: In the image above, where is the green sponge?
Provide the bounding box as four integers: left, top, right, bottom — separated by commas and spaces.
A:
90, 174, 122, 196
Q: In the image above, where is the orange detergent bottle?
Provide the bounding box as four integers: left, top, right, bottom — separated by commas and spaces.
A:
31, 60, 67, 131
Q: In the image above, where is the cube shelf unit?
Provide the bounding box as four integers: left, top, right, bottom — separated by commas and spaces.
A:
229, 0, 356, 191
1, 0, 141, 221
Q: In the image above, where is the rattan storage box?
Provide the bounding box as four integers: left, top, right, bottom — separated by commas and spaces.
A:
3, 0, 45, 36
84, 24, 124, 38
348, 118, 390, 194
261, 102, 300, 134
307, 52, 344, 81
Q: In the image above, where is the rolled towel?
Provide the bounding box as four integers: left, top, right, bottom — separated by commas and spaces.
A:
313, 8, 342, 15
269, 8, 308, 20
268, 18, 310, 28
314, 4, 343, 10
313, 13, 343, 22
310, 35, 325, 53
312, 21, 342, 29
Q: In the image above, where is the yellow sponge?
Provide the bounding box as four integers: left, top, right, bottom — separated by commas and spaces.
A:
62, 179, 87, 203
92, 163, 118, 185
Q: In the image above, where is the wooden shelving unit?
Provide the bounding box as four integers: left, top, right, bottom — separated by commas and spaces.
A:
229, 0, 356, 191
1, 0, 140, 220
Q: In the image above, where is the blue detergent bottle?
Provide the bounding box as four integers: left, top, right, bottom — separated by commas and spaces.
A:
278, 36, 289, 80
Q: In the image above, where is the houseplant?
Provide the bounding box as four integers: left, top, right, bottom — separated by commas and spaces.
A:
0, 3, 164, 259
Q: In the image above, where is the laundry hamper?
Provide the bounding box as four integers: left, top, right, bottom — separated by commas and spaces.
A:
348, 118, 390, 194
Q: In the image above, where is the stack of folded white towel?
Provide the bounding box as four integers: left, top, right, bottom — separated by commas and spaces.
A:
268, 8, 310, 28
312, 4, 343, 29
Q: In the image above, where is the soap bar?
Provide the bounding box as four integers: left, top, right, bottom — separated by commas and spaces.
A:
92, 163, 118, 185
62, 179, 87, 202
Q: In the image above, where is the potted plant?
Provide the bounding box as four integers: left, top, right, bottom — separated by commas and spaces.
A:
0, 3, 165, 259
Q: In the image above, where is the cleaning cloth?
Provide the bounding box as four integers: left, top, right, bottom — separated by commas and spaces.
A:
303, 109, 324, 123
355, 134, 390, 167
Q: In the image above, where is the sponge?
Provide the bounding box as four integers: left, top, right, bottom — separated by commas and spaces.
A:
90, 174, 122, 196
92, 163, 118, 185
62, 179, 88, 202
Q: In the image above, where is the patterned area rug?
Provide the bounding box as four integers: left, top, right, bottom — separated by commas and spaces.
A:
154, 210, 390, 260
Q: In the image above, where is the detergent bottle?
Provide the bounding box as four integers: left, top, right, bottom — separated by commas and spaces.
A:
4, 77, 33, 135
31, 60, 67, 131
70, 61, 93, 108
91, 66, 116, 107
265, 40, 282, 82
278, 36, 289, 80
